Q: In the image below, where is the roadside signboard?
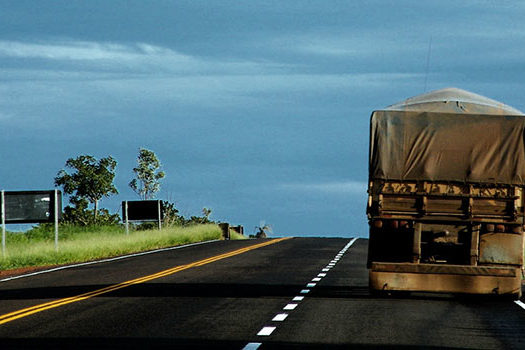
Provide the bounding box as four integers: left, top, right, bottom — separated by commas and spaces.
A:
1, 190, 62, 255
3, 190, 61, 223
122, 200, 163, 233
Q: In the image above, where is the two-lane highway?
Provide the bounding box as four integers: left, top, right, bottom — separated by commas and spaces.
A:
0, 237, 524, 349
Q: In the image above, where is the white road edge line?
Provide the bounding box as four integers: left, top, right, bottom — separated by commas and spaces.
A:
0, 239, 221, 283
515, 300, 525, 310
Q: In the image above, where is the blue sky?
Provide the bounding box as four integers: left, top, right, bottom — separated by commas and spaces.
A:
1, 1, 524, 237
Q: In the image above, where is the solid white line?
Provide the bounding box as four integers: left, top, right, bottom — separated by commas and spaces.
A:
272, 313, 288, 321
293, 296, 304, 301
243, 343, 262, 350
515, 300, 525, 310
257, 326, 276, 336
300, 289, 310, 294
283, 303, 298, 310
1, 239, 221, 283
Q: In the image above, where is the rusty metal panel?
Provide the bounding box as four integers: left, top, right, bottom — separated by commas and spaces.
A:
479, 233, 523, 265
382, 196, 418, 212
371, 262, 518, 277
426, 198, 463, 214
369, 270, 522, 297
472, 198, 508, 215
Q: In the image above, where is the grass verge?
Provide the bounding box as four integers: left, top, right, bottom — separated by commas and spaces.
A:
229, 230, 248, 240
0, 224, 226, 271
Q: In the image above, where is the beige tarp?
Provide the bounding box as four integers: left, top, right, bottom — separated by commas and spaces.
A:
369, 88, 525, 184
385, 87, 524, 116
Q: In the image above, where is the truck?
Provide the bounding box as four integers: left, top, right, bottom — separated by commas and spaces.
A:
367, 87, 524, 299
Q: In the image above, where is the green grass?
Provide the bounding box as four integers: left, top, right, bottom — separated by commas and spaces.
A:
229, 230, 248, 240
0, 224, 225, 271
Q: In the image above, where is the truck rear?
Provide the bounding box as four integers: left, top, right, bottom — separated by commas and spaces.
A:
367, 88, 525, 298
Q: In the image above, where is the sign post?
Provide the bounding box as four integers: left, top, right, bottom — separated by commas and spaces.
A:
124, 201, 129, 235
1, 191, 5, 256
157, 200, 162, 230
54, 190, 59, 252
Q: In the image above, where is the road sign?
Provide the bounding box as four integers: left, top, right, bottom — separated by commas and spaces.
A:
2, 190, 61, 224
122, 200, 163, 234
1, 190, 62, 255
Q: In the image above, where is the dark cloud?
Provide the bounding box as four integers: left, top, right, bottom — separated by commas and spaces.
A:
1, 1, 524, 235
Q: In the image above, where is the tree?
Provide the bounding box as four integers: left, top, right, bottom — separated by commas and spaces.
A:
253, 222, 272, 238
61, 197, 120, 226
55, 155, 118, 223
129, 148, 165, 200
202, 207, 212, 220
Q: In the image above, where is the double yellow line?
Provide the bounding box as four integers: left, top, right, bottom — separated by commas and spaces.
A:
0, 237, 291, 325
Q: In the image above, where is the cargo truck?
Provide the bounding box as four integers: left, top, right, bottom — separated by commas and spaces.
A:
367, 88, 524, 299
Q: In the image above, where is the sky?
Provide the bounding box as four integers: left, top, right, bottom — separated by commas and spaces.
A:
1, 1, 525, 237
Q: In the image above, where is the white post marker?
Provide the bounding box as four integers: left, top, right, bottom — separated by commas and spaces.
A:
1, 190, 5, 256
54, 190, 59, 252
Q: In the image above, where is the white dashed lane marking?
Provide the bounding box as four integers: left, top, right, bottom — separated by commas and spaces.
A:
272, 313, 289, 321
257, 327, 276, 336
244, 237, 359, 349
283, 304, 298, 310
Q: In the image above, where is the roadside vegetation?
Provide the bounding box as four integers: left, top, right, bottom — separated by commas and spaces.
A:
1, 148, 247, 273
0, 224, 223, 271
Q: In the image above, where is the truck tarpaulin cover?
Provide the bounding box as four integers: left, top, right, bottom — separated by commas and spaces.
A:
369, 89, 525, 185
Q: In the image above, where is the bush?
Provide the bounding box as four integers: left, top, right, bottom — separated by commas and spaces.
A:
62, 197, 120, 226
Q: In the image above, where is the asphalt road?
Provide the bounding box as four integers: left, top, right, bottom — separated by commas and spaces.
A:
0, 237, 524, 349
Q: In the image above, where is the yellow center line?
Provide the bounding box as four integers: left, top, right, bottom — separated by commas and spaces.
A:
0, 237, 291, 325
